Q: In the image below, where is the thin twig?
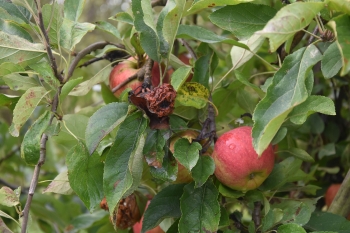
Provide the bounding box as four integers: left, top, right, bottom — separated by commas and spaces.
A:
66, 41, 115, 81
35, 0, 63, 84
0, 146, 20, 165
308, 25, 319, 45
111, 74, 139, 94
178, 38, 198, 60
0, 85, 10, 90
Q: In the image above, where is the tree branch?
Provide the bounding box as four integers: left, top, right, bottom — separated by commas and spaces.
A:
0, 85, 10, 90
34, 0, 63, 84
253, 201, 262, 232
328, 169, 350, 217
66, 41, 123, 82
178, 38, 198, 60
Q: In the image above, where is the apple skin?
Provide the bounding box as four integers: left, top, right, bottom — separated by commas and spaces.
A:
133, 200, 164, 233
109, 57, 169, 97
325, 184, 342, 207
211, 126, 275, 192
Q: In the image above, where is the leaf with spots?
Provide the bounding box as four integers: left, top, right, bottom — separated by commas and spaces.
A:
176, 82, 210, 109
0, 31, 46, 67
252, 45, 322, 155
103, 111, 147, 217
179, 180, 220, 233
21, 111, 51, 165
66, 141, 104, 212
0, 186, 20, 207
257, 2, 325, 52
9, 86, 50, 137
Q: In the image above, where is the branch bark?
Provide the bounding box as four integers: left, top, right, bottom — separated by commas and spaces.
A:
328, 169, 350, 217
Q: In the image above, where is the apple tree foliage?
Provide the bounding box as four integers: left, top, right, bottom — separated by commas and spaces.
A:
0, 0, 350, 232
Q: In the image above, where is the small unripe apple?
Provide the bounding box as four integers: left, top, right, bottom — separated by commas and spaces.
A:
133, 200, 164, 233
109, 57, 169, 97
212, 126, 275, 191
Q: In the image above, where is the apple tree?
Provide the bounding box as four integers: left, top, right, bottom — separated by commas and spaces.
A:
0, 0, 350, 232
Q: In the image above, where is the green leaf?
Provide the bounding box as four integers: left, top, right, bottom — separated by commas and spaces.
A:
235, 70, 265, 99
209, 3, 277, 40
252, 45, 322, 155
0, 186, 20, 207
1, 73, 39, 91
0, 0, 31, 23
157, 0, 185, 58
143, 129, 167, 167
277, 223, 306, 233
179, 180, 220, 233
59, 77, 83, 101
0, 217, 14, 233
328, 0, 350, 14
0, 31, 46, 67
287, 95, 335, 125
321, 42, 342, 79
0, 18, 32, 42
278, 148, 314, 163
95, 21, 121, 39
64, 0, 85, 22
109, 12, 134, 25
69, 65, 112, 96
192, 53, 210, 88
66, 141, 104, 212
29, 61, 60, 90
218, 183, 245, 198
59, 114, 89, 143
103, 111, 147, 216
42, 171, 73, 195
0, 62, 24, 77
141, 184, 185, 233
328, 14, 350, 76
132, 0, 159, 61
257, 2, 325, 52
304, 211, 350, 233
176, 82, 210, 109
261, 208, 284, 232
192, 156, 215, 188
259, 157, 302, 191
171, 66, 192, 91
230, 34, 265, 70
42, 4, 63, 47
9, 86, 49, 137
169, 115, 188, 132
21, 111, 50, 165
86, 102, 128, 155
236, 89, 258, 114
186, 0, 253, 15
65, 210, 108, 233
150, 154, 178, 182
59, 18, 95, 50
173, 138, 201, 171
0, 93, 19, 110
177, 25, 249, 48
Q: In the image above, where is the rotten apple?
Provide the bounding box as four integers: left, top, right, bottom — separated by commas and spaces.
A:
211, 126, 275, 192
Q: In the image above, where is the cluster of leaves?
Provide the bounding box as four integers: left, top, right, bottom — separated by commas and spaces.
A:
1, 0, 350, 233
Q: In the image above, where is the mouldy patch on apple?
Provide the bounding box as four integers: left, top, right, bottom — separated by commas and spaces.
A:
212, 126, 275, 192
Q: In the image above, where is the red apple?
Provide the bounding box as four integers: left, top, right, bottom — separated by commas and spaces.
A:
133, 200, 164, 233
109, 57, 169, 97
325, 184, 341, 207
211, 126, 275, 191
